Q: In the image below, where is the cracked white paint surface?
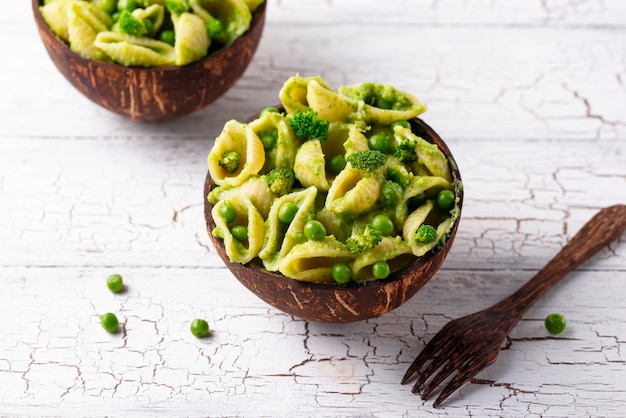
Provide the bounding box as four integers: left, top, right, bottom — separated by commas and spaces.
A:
1, 0, 626, 416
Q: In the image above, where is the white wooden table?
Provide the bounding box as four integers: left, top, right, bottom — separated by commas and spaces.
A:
2, 1, 626, 416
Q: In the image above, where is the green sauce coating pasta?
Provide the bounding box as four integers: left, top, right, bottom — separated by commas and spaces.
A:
207, 75, 460, 284
40, 0, 263, 66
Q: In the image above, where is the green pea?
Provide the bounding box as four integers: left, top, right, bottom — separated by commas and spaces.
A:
279, 202, 298, 224
391, 120, 411, 131
106, 273, 124, 293
382, 181, 403, 205
368, 134, 390, 153
111, 11, 121, 22
190, 318, 210, 338
260, 107, 280, 117
117, 0, 137, 12
328, 154, 346, 174
304, 220, 326, 241
100, 312, 119, 333
159, 30, 175, 46
94, 0, 117, 14
230, 225, 248, 241
370, 214, 393, 237
372, 261, 390, 279
436, 189, 455, 212
544, 313, 566, 335
332, 263, 352, 284
218, 203, 236, 223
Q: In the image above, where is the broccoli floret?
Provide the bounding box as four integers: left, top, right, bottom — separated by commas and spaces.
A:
394, 138, 418, 164
165, 0, 190, 14
386, 164, 411, 187
117, 10, 149, 36
218, 151, 241, 173
265, 168, 296, 195
289, 109, 329, 141
206, 18, 224, 38
346, 150, 387, 171
415, 224, 438, 244
345, 224, 383, 254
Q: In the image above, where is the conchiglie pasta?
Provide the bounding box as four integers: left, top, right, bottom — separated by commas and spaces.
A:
249, 111, 300, 173
279, 74, 333, 115
352, 236, 415, 282
208, 120, 265, 187
338, 82, 427, 125
211, 195, 265, 264
94, 32, 176, 67
294, 140, 331, 191
278, 236, 355, 283
131, 4, 165, 37
394, 126, 451, 181
258, 186, 318, 272
326, 168, 381, 216
172, 12, 210, 66
306, 79, 356, 123
210, 176, 275, 218
40, 0, 78, 42
67, 1, 112, 61
396, 176, 451, 224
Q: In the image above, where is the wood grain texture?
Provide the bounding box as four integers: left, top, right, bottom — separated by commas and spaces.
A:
2, 0, 626, 416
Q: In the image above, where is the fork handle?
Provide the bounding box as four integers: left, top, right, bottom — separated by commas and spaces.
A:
495, 204, 626, 329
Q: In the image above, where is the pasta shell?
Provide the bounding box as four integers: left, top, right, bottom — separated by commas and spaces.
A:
326, 168, 381, 216
306, 80, 356, 123
394, 126, 451, 181
40, 0, 78, 42
207, 120, 265, 187
131, 4, 165, 37
279, 74, 333, 115
94, 31, 175, 67
210, 176, 275, 219
67, 1, 113, 61
259, 186, 317, 272
190, 0, 251, 46
294, 140, 331, 191
211, 195, 265, 264
278, 236, 355, 283
248, 111, 300, 174
172, 12, 210, 66
352, 236, 415, 282
403, 200, 457, 256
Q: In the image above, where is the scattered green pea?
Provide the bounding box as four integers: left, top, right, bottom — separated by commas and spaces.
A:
391, 120, 411, 131
100, 312, 119, 333
332, 263, 352, 284
230, 225, 248, 241
218, 203, 236, 223
545, 313, 566, 335
190, 318, 210, 338
304, 220, 326, 241
436, 189, 455, 212
372, 261, 390, 279
278, 202, 299, 224
368, 134, 390, 153
370, 214, 394, 237
106, 273, 124, 293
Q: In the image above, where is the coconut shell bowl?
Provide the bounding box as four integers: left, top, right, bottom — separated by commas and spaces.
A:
204, 115, 463, 323
32, 0, 266, 121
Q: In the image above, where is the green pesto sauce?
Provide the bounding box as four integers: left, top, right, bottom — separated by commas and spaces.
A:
341, 83, 413, 111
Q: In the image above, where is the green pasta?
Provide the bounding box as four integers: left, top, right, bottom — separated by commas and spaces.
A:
207, 75, 461, 283
40, 0, 263, 66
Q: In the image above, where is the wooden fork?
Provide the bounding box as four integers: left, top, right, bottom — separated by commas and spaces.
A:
401, 204, 626, 407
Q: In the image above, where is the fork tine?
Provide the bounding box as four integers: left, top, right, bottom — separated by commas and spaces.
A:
419, 359, 458, 400
411, 348, 454, 394
432, 361, 478, 408
401, 325, 456, 384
